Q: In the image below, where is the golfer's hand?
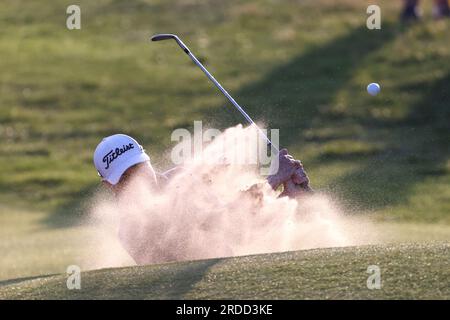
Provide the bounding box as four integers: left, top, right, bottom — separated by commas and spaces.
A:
267, 149, 302, 190
292, 164, 309, 186
280, 166, 312, 198
280, 179, 300, 198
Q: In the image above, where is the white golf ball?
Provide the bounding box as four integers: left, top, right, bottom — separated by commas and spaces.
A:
367, 83, 381, 96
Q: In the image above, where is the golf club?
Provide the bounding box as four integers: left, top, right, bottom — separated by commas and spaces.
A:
151, 33, 312, 192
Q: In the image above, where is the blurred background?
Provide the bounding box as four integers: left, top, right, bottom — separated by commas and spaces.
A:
0, 0, 449, 281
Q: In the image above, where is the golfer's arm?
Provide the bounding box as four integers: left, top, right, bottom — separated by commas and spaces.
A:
155, 166, 183, 186
161, 166, 182, 179
267, 174, 283, 190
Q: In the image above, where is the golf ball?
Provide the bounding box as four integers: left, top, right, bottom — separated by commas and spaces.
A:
367, 83, 381, 96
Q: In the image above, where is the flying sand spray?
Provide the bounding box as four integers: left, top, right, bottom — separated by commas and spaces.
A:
83, 125, 377, 269
80, 35, 378, 269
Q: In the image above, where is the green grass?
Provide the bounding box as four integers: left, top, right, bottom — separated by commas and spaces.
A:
0, 0, 448, 221
1, 243, 449, 299
0, 0, 449, 287
0, 207, 90, 281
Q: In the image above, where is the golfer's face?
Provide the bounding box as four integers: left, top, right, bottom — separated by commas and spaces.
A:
112, 161, 157, 194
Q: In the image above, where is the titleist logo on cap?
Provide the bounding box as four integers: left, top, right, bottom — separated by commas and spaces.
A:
103, 143, 134, 169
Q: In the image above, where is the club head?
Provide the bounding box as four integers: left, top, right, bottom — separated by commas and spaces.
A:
151, 34, 177, 42
150, 33, 190, 54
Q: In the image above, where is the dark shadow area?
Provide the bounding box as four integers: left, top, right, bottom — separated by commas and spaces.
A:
149, 258, 221, 299
328, 72, 450, 212
204, 23, 401, 147
200, 23, 437, 212
64, 258, 221, 299
201, 22, 448, 215
0, 273, 57, 287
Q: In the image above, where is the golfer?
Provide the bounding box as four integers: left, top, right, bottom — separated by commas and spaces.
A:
93, 133, 310, 263
93, 133, 310, 196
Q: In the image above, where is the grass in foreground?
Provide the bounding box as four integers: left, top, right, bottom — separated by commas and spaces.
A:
1, 242, 448, 299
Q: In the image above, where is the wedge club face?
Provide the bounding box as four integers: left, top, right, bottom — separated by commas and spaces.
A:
151, 34, 190, 54
151, 34, 176, 41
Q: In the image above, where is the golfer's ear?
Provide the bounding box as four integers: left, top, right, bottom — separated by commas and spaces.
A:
102, 180, 113, 190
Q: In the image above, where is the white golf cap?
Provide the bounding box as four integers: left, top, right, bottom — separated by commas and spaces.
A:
94, 134, 150, 185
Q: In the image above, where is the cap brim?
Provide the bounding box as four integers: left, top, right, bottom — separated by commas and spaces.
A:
106, 152, 150, 185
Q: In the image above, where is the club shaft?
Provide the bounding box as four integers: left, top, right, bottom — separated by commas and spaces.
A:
186, 52, 278, 153
184, 44, 312, 192
152, 34, 312, 192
